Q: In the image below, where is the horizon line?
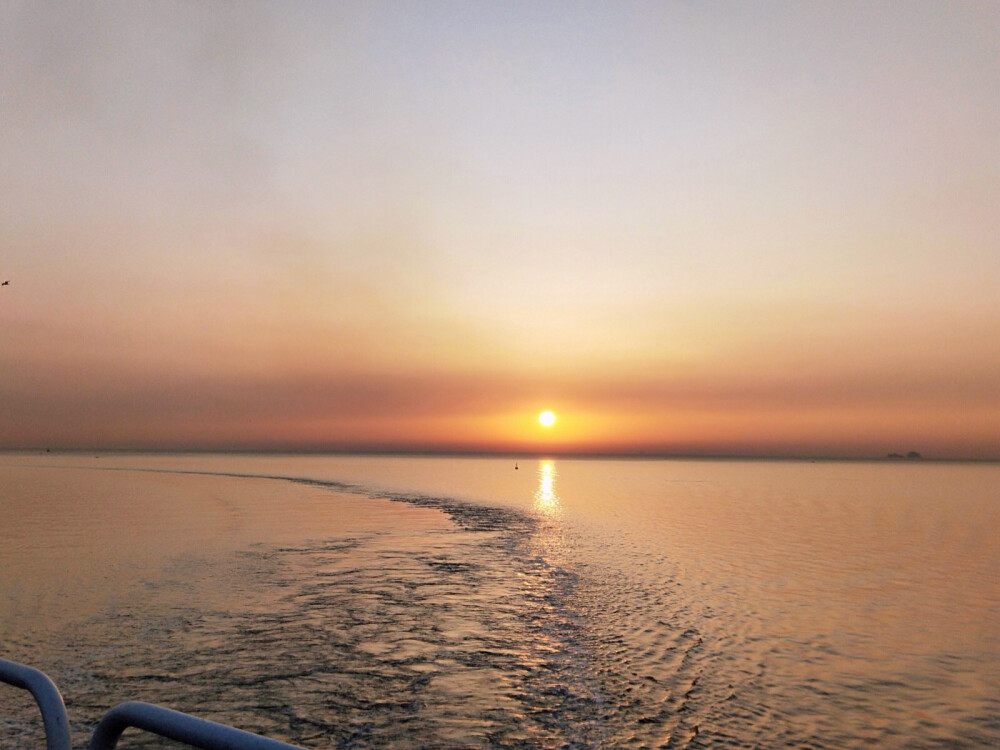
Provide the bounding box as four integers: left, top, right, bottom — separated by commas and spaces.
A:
3, 446, 997, 464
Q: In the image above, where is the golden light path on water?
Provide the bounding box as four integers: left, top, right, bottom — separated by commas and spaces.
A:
533, 460, 561, 516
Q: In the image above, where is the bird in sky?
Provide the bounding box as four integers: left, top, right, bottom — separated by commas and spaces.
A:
1, 280, 9, 286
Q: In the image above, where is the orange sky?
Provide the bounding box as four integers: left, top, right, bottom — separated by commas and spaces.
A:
1, 2, 998, 459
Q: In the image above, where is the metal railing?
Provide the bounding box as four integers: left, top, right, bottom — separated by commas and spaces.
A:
0, 657, 72, 750
89, 701, 304, 750
2, 657, 305, 750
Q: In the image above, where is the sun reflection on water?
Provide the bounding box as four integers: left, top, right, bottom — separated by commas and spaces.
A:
533, 460, 561, 516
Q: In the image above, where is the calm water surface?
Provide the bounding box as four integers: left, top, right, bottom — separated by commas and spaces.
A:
1, 453, 997, 748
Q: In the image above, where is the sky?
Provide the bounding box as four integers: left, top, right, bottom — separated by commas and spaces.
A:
1, 1, 998, 458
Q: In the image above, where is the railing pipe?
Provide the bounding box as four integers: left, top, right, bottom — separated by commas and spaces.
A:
0, 656, 73, 750
89, 701, 305, 750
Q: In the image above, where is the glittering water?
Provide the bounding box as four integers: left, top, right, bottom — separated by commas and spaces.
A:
1, 454, 997, 748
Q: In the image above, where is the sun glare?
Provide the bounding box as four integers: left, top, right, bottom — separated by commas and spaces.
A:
538, 410, 556, 427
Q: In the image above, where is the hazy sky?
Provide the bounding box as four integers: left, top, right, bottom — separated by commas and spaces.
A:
2, 1, 998, 457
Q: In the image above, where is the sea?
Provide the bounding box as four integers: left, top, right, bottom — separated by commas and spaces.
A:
1, 453, 997, 749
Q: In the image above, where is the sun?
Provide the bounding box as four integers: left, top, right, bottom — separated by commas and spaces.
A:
538, 410, 556, 427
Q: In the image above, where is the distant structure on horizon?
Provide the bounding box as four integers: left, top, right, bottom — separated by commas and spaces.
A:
886, 451, 923, 460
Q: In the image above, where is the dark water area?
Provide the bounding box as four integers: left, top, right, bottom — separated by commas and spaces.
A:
2, 476, 612, 748
1, 455, 998, 748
